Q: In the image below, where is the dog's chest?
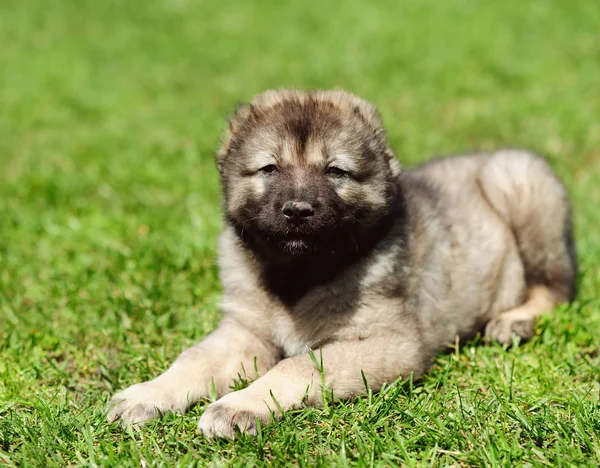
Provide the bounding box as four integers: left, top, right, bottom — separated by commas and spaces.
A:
271, 313, 313, 357
270, 285, 357, 357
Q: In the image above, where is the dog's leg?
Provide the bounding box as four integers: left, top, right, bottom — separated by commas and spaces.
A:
478, 151, 577, 345
107, 318, 279, 425
198, 336, 426, 438
485, 285, 557, 345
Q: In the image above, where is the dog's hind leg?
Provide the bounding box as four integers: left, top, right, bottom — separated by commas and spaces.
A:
478, 150, 577, 345
485, 285, 556, 345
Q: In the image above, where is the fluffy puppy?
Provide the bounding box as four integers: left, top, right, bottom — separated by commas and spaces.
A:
108, 89, 576, 438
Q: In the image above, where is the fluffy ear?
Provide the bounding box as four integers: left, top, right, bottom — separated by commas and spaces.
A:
384, 147, 402, 177
350, 95, 402, 177
216, 103, 253, 174
332, 91, 401, 177
316, 89, 384, 132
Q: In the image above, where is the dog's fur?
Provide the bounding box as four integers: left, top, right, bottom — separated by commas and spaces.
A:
107, 89, 577, 438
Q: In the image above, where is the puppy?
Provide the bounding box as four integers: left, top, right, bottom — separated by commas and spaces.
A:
107, 89, 576, 438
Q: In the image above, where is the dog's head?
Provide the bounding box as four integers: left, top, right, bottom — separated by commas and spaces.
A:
217, 89, 401, 258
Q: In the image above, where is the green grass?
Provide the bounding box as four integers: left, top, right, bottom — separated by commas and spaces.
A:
1, 0, 599, 465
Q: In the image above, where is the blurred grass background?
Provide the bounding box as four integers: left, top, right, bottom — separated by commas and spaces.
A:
0, 0, 599, 466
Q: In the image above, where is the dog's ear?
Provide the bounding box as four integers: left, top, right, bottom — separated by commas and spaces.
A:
384, 147, 402, 177
216, 103, 254, 175
327, 90, 401, 177
349, 96, 402, 177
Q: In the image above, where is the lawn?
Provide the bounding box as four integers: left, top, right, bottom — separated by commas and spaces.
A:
1, 0, 599, 466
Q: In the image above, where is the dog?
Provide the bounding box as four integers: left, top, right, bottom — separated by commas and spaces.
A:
107, 89, 577, 438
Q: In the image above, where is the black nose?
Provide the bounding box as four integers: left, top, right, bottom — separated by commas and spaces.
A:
282, 201, 314, 221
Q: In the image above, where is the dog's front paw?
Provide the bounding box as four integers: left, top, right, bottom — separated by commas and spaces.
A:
485, 313, 534, 346
198, 391, 273, 439
107, 380, 185, 425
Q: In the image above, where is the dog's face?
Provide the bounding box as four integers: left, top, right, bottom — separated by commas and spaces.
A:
217, 90, 401, 257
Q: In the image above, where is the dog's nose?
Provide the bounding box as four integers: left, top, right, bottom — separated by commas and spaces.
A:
282, 201, 314, 221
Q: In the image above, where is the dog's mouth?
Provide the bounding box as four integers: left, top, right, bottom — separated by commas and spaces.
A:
232, 214, 354, 258
259, 229, 329, 256
277, 237, 313, 254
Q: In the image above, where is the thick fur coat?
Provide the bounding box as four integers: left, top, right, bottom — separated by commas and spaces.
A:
108, 90, 576, 438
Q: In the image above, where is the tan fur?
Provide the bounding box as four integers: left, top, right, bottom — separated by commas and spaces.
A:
485, 285, 556, 344
107, 90, 576, 439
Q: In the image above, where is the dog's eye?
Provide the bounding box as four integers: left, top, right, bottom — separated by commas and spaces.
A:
259, 164, 278, 174
325, 166, 347, 177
